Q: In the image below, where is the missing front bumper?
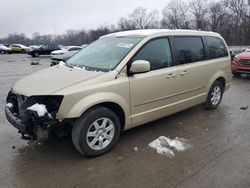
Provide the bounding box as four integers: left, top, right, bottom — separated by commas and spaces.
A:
5, 106, 30, 139
5, 105, 58, 140
5, 90, 64, 141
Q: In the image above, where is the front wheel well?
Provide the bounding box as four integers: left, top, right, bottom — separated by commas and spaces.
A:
84, 102, 125, 131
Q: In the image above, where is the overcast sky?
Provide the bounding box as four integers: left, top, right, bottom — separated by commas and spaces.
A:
0, 0, 168, 38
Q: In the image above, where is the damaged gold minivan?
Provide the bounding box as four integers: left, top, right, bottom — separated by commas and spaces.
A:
5, 30, 231, 157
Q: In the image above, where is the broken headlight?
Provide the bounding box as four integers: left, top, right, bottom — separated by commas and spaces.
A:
21, 95, 64, 119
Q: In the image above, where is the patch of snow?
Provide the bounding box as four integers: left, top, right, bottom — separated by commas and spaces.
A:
149, 136, 190, 157
6, 103, 13, 108
149, 138, 175, 157
72, 65, 86, 71
59, 61, 66, 66
27, 103, 48, 117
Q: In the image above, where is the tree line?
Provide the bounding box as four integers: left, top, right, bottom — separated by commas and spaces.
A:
0, 0, 249, 46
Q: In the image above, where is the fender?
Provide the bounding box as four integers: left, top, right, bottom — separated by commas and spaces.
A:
58, 92, 131, 129
205, 71, 226, 97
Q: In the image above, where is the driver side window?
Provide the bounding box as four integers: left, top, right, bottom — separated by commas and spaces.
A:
133, 38, 172, 71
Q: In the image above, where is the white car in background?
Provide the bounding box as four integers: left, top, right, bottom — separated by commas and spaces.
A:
50, 46, 84, 66
0, 44, 11, 54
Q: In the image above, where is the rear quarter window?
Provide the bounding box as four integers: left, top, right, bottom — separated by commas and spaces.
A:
204, 36, 228, 59
173, 36, 206, 65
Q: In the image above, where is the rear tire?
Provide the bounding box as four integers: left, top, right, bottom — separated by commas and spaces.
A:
72, 107, 121, 157
205, 81, 224, 110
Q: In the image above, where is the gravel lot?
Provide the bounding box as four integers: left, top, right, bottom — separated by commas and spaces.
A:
0, 54, 250, 188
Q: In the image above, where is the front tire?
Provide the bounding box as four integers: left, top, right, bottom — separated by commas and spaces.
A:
205, 81, 224, 109
72, 107, 121, 157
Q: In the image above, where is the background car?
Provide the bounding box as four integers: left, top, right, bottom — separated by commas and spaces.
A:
27, 44, 62, 57
50, 46, 83, 66
0, 44, 11, 54
9, 44, 28, 53
232, 48, 250, 76
26, 45, 42, 53
28, 45, 41, 50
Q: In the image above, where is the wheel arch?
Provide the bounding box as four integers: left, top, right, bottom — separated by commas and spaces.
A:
58, 92, 131, 130
206, 71, 226, 95
85, 102, 126, 131
216, 77, 226, 90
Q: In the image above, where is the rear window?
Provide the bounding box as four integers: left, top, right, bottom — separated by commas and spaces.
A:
204, 36, 228, 59
173, 36, 206, 65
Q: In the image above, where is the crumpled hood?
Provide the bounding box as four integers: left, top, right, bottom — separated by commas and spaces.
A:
13, 65, 102, 96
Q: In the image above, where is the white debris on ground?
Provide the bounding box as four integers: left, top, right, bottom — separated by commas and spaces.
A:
149, 136, 190, 157
6, 103, 13, 108
27, 103, 48, 117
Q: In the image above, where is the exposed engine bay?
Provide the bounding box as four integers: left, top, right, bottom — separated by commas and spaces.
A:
5, 90, 70, 141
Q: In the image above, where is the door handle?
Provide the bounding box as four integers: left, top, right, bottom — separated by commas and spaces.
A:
180, 70, 188, 76
166, 73, 176, 79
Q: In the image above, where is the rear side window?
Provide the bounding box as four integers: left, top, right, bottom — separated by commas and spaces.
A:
133, 38, 172, 71
204, 36, 228, 59
173, 37, 205, 65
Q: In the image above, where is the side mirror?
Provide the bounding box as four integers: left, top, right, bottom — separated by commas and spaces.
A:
129, 60, 150, 74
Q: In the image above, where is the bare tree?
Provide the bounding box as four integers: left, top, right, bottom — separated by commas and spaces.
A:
161, 0, 191, 29
223, 0, 250, 44
190, 0, 210, 30
117, 17, 137, 30
208, 1, 228, 32
1, 1, 250, 46
2, 33, 31, 45
89, 26, 114, 41
32, 32, 53, 45
129, 7, 159, 29
226, 0, 250, 19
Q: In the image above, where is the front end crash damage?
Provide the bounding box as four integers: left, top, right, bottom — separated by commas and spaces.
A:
5, 90, 64, 141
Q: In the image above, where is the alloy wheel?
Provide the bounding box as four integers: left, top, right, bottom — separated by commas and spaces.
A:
86, 117, 115, 150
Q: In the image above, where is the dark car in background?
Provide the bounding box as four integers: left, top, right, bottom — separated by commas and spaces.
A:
231, 48, 250, 76
27, 44, 62, 57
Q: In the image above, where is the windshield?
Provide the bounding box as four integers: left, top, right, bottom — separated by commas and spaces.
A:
67, 37, 142, 71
